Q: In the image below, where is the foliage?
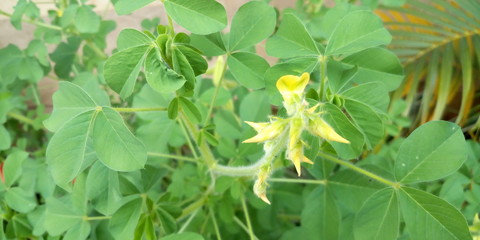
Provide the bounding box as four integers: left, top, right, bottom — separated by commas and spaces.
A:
0, 0, 478, 239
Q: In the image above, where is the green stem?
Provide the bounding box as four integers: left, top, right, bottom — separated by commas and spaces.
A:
212, 131, 288, 176
268, 178, 326, 185
203, 56, 227, 126
0, 9, 62, 31
233, 217, 259, 240
30, 84, 41, 106
180, 113, 216, 167
241, 194, 255, 240
318, 55, 328, 101
178, 209, 199, 233
147, 152, 197, 163
178, 195, 206, 220
177, 116, 200, 159
317, 151, 400, 188
86, 41, 107, 60
209, 206, 222, 240
84, 215, 111, 221
112, 107, 167, 112
7, 112, 36, 127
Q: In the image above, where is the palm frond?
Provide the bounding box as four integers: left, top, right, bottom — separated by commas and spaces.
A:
377, 0, 480, 128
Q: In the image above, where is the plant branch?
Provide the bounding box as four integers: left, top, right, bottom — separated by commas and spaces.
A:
112, 107, 167, 112
203, 56, 227, 126
85, 41, 107, 60
268, 178, 326, 185
84, 215, 111, 221
241, 194, 255, 240
147, 152, 197, 163
318, 55, 328, 101
0, 9, 62, 31
7, 112, 36, 127
233, 217, 259, 240
209, 206, 222, 240
178, 209, 199, 233
317, 151, 400, 188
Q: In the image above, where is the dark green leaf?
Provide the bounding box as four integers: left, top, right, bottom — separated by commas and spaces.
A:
168, 98, 179, 120
178, 97, 201, 123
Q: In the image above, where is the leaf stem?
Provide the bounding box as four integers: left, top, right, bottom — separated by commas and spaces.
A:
177, 116, 200, 159
209, 206, 222, 240
84, 215, 111, 221
203, 56, 227, 126
0, 9, 62, 31
241, 194, 255, 240
317, 151, 400, 188
233, 217, 259, 240
318, 55, 328, 101
85, 41, 107, 60
112, 107, 167, 112
178, 209, 199, 233
147, 152, 197, 163
268, 178, 327, 185
7, 112, 36, 127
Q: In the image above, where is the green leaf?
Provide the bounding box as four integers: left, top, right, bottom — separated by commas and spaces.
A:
63, 220, 90, 240
113, 0, 155, 15
86, 162, 109, 200
93, 107, 147, 171
104, 45, 151, 99
265, 57, 318, 105
354, 188, 399, 240
164, 0, 227, 35
5, 187, 36, 213
228, 1, 276, 51
321, 103, 364, 159
157, 208, 177, 234
117, 28, 153, 51
266, 13, 319, 58
45, 197, 83, 236
50, 37, 82, 79
168, 98, 179, 120
330, 167, 385, 212
199, 87, 231, 107
325, 11, 392, 56
341, 48, 403, 91
341, 82, 389, 113
178, 97, 202, 123
132, 84, 173, 121
75, 6, 100, 33
172, 47, 196, 93
344, 99, 384, 149
301, 187, 340, 240
46, 111, 96, 186
0, 45, 23, 85
109, 197, 143, 240
4, 151, 29, 188
239, 91, 271, 122
44, 81, 97, 132
190, 32, 226, 57
145, 48, 186, 93
398, 187, 472, 240
0, 125, 11, 150
176, 45, 208, 76
228, 52, 270, 89
161, 232, 204, 240
395, 121, 467, 184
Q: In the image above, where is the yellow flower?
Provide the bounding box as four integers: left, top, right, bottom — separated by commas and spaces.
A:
287, 142, 313, 176
308, 117, 350, 144
243, 120, 287, 143
276, 72, 310, 105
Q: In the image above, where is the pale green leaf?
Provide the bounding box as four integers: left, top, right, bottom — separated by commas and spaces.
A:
354, 188, 399, 240
4, 151, 29, 188
325, 11, 392, 56
104, 45, 151, 99
46, 111, 96, 186
301, 187, 340, 240
5, 187, 36, 213
144, 48, 186, 93
228, 1, 276, 51
395, 121, 467, 184
109, 197, 143, 240
117, 28, 153, 51
45, 197, 83, 236
266, 13, 319, 58
228, 52, 269, 89
399, 187, 472, 240
113, 0, 155, 15
44, 81, 97, 132
93, 107, 147, 171
0, 125, 11, 150
164, 0, 227, 35
75, 6, 100, 33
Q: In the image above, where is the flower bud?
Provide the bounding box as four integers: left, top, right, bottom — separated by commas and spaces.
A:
243, 120, 287, 143
287, 142, 313, 176
276, 73, 310, 115
308, 117, 350, 144
254, 164, 272, 204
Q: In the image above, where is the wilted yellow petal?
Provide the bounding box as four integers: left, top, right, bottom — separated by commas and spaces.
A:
287, 143, 312, 176
308, 117, 350, 144
245, 121, 269, 132
276, 72, 310, 102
